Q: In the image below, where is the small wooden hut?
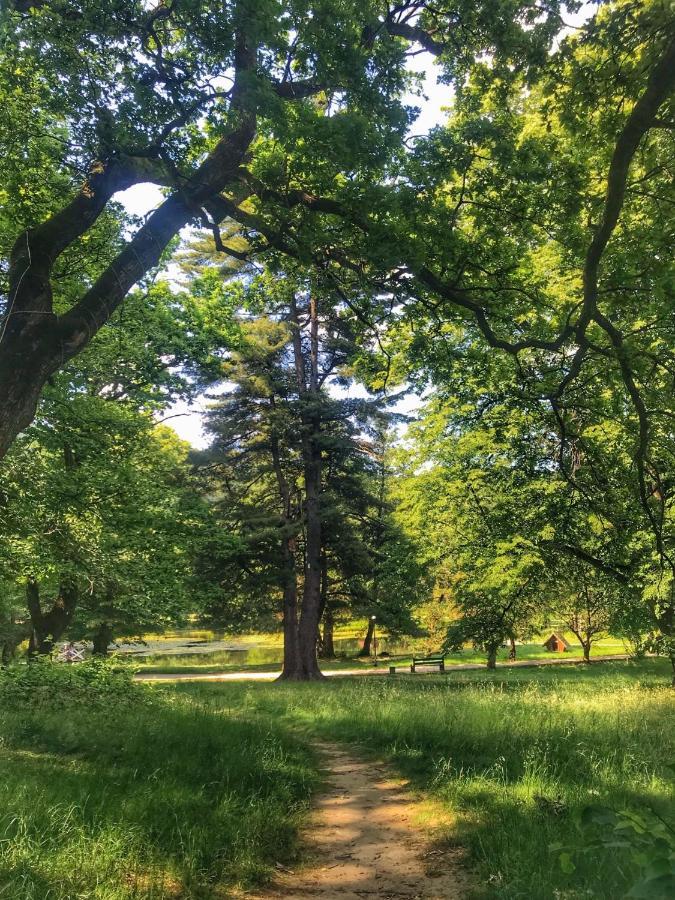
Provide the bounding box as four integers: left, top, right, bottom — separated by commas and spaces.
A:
543, 633, 569, 652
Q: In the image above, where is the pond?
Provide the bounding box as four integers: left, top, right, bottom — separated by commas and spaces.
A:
114, 633, 404, 666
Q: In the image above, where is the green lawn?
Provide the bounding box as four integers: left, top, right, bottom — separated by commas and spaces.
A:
0, 673, 317, 899
1, 659, 672, 898
180, 659, 673, 899
132, 633, 630, 676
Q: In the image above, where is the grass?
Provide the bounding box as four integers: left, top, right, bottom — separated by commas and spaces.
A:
0, 679, 318, 899
132, 633, 630, 676
1, 659, 671, 899
177, 659, 674, 899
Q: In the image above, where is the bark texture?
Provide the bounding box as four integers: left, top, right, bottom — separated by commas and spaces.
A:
359, 617, 376, 657
486, 644, 498, 669
92, 622, 114, 656
280, 294, 325, 680
0, 41, 257, 458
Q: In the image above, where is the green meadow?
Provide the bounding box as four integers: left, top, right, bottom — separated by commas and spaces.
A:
1, 659, 672, 899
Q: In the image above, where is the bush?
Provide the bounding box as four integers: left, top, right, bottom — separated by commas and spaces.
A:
552, 803, 675, 899
0, 657, 142, 709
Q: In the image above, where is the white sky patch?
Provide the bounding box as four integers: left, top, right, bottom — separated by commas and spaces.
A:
159, 398, 210, 447
115, 182, 164, 218
402, 52, 451, 137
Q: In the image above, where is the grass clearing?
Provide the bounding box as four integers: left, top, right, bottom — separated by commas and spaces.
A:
0, 677, 317, 899
177, 659, 674, 899
1, 659, 672, 899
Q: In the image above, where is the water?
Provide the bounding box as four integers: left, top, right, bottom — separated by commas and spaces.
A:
116, 634, 403, 666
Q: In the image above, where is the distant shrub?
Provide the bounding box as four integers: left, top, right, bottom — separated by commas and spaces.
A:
0, 657, 144, 708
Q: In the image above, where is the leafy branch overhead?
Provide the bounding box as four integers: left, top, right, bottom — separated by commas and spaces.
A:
0, 0, 582, 454
0, 2, 674, 677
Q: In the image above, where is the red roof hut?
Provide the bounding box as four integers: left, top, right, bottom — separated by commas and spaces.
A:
543, 633, 569, 652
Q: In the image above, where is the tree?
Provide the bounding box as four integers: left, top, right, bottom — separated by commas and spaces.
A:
446, 540, 546, 668
3, 1, 673, 681
0, 0, 564, 454
0, 404, 209, 655
0, 278, 228, 657
242, 3, 675, 669
197, 262, 415, 677
198, 313, 304, 670
554, 569, 614, 663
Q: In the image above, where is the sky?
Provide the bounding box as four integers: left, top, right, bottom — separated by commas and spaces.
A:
116, 4, 595, 448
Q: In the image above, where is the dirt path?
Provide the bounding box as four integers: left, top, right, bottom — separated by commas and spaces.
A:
246, 742, 470, 900
136, 653, 632, 682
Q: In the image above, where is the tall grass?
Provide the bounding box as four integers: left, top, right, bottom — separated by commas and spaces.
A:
1, 660, 671, 899
0, 673, 317, 899
186, 660, 674, 899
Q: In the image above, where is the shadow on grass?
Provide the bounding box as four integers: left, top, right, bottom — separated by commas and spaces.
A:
191, 658, 673, 900
0, 692, 317, 899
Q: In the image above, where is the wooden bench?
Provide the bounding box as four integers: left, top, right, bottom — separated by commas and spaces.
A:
411, 653, 445, 673
387, 653, 447, 675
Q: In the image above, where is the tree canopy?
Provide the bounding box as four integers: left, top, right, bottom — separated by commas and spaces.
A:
0, 0, 673, 678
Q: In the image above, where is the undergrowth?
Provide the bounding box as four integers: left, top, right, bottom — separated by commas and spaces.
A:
0, 661, 317, 899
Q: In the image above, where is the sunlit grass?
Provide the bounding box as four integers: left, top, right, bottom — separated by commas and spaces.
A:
177, 659, 673, 899
0, 688, 317, 899
2, 659, 669, 899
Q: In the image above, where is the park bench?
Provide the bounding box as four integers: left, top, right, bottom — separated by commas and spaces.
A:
388, 653, 446, 675
410, 653, 445, 673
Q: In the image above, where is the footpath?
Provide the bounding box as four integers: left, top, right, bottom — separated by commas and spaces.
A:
135, 653, 632, 682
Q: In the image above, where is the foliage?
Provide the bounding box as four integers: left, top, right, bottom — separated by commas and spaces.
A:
552, 803, 675, 899
0, 411, 209, 646
194, 269, 421, 650
0, 657, 141, 709
0, 0, 673, 677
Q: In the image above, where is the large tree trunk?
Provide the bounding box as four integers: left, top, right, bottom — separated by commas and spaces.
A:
92, 622, 113, 656
26, 577, 47, 655
320, 607, 335, 659
486, 644, 498, 669
296, 415, 324, 678
358, 617, 376, 657
278, 538, 301, 679
0, 332, 61, 460
318, 550, 335, 659
285, 294, 324, 680
26, 577, 78, 655
269, 424, 302, 680
0, 52, 257, 461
